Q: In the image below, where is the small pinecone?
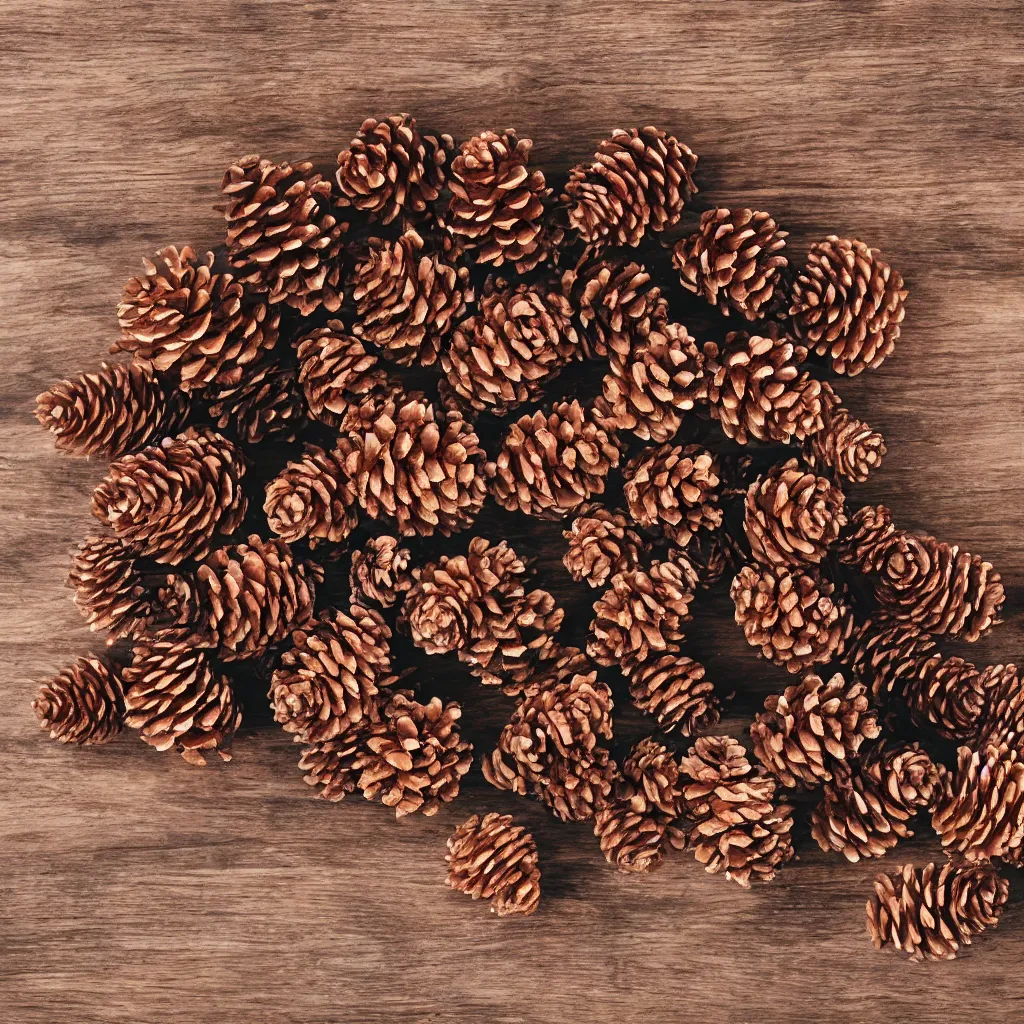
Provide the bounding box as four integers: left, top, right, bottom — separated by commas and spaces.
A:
731, 564, 853, 675
33, 655, 124, 745
904, 653, 985, 740
744, 459, 847, 568
587, 558, 698, 674
91, 428, 247, 564
123, 635, 240, 765
750, 672, 880, 788
562, 126, 697, 249
445, 812, 542, 917
221, 156, 347, 315
208, 358, 306, 444
487, 400, 620, 520
628, 654, 720, 735
298, 732, 365, 803
441, 278, 578, 414
811, 743, 943, 862
264, 443, 358, 548
673, 207, 788, 320
975, 664, 1024, 752
350, 536, 413, 608
350, 230, 470, 366
35, 361, 189, 459
676, 735, 795, 887
840, 617, 938, 702
622, 443, 722, 547
336, 114, 452, 224
683, 530, 749, 589
790, 236, 908, 376
562, 504, 647, 589
837, 504, 898, 572
805, 398, 886, 484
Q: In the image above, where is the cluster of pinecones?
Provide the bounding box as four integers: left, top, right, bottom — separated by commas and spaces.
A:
33, 116, 1016, 956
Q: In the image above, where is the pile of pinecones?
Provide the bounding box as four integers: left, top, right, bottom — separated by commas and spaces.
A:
33, 117, 1017, 960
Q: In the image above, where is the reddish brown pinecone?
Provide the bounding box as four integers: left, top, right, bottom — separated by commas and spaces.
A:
123, 634, 240, 765
975, 664, 1024, 752
731, 563, 853, 675
751, 672, 880, 788
563, 126, 697, 249
837, 504, 898, 572
487, 400, 620, 520
350, 230, 470, 367
91, 428, 247, 565
446, 812, 542, 917
805, 397, 887, 484
904, 653, 986, 740
790, 236, 907, 376
840, 617, 938, 702
673, 207, 789, 320
629, 653, 720, 736
208, 358, 306, 444
683, 530, 750, 589
623, 443, 722, 547
298, 731, 366, 803
744, 459, 847, 568
336, 114, 452, 224
562, 504, 647, 589
33, 655, 124, 745
350, 536, 413, 608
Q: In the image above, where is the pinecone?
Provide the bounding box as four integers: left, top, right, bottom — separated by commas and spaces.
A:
487, 400, 620, 520
744, 459, 847, 568
672, 207, 788, 320
35, 361, 189, 459
562, 504, 647, 589
350, 230, 470, 366
336, 114, 452, 224
904, 653, 985, 740
731, 563, 853, 675
221, 155, 347, 315
975, 664, 1024, 752
622, 443, 722, 547
837, 504, 898, 572
840, 617, 938, 702
350, 536, 413, 608
33, 655, 124, 745
562, 126, 697, 249
683, 530, 749, 589
790, 236, 907, 376
208, 358, 306, 444
445, 812, 542, 917
628, 654, 720, 735
91, 428, 247, 565
298, 731, 366, 803
805, 397, 886, 484
750, 672, 880, 788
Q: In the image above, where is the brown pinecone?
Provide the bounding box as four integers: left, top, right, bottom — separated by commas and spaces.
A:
123, 634, 240, 765
731, 563, 853, 675
445, 812, 542, 917
805, 397, 887, 484
676, 735, 795, 887
33, 655, 124, 745
744, 459, 847, 568
207, 358, 305, 444
628, 654, 720, 735
840, 617, 938, 702
221, 156, 347, 316
622, 443, 722, 547
904, 653, 985, 740
298, 731, 366, 803
750, 672, 880, 788
91, 428, 247, 565
673, 208, 789, 320
336, 114, 452, 224
975, 664, 1024, 752
35, 361, 189, 459
683, 530, 749, 589
562, 504, 647, 589
562, 126, 697, 249
350, 536, 413, 608
350, 230, 470, 367
487, 400, 620, 520
790, 236, 908, 376
837, 504, 898, 572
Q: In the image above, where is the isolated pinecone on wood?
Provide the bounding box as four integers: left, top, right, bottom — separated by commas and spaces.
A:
208, 358, 306, 444
837, 504, 898, 573
33, 655, 125, 745
350, 536, 413, 608
562, 504, 647, 589
629, 654, 720, 735
804, 392, 887, 484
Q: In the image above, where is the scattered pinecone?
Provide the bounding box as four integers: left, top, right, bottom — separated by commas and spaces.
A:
840, 617, 938, 702
208, 358, 306, 444
33, 655, 124, 745
837, 504, 898, 573
804, 395, 887, 483
683, 530, 749, 589
562, 504, 647, 589
298, 731, 366, 803
904, 653, 986, 740
350, 536, 413, 608
628, 654, 720, 736
975, 664, 1024, 752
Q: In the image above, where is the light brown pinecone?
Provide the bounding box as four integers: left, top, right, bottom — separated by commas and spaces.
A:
975, 664, 1024, 752
350, 536, 413, 608
837, 504, 898, 572
750, 672, 880, 788
33, 655, 124, 745
562, 504, 647, 589
673, 207, 789, 320
840, 617, 938, 702
805, 397, 887, 484
445, 812, 542, 917
298, 731, 366, 803
207, 358, 306, 444
790, 236, 907, 376
628, 654, 720, 735
904, 653, 985, 740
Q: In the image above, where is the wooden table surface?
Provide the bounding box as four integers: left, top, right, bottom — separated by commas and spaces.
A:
3, 2, 1024, 1022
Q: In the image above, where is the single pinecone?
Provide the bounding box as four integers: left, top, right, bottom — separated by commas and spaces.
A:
33, 655, 124, 745
350, 230, 470, 367
487, 400, 620, 520
904, 653, 985, 740
790, 236, 907, 376
350, 536, 413, 608
336, 114, 452, 224
622, 443, 722, 547
123, 634, 240, 765
837, 504, 898, 572
562, 504, 647, 589
731, 563, 853, 675
750, 672, 880, 788
805, 397, 887, 484
35, 361, 189, 459
445, 812, 542, 917
91, 428, 247, 565
298, 731, 366, 803
744, 459, 847, 569
207, 358, 306, 444
628, 654, 720, 735
221, 156, 347, 315
682, 530, 749, 589
673, 207, 789, 320
562, 126, 697, 249
975, 664, 1024, 752
840, 617, 938, 702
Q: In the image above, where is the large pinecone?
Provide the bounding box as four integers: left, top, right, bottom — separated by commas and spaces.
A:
840, 617, 938, 702
562, 504, 647, 589
805, 396, 886, 484
33, 655, 124, 745
836, 504, 898, 572
350, 536, 413, 608
207, 357, 306, 445
628, 654, 720, 735
790, 236, 907, 376
673, 207, 788, 320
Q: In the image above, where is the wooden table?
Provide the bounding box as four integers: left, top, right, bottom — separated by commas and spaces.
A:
3, 2, 1023, 1021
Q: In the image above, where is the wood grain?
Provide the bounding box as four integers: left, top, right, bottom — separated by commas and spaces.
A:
3, 2, 1024, 1022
